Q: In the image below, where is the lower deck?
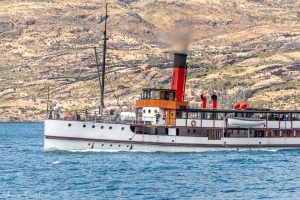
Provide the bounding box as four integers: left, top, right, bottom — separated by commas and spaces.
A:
131, 125, 300, 140
44, 119, 300, 151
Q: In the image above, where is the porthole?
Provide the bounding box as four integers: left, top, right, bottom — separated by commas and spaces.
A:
109, 126, 112, 130
83, 124, 86, 128
92, 125, 95, 128
148, 109, 151, 114
102, 144, 104, 146
127, 145, 129, 147
110, 144, 112, 147
68, 123, 71, 127
154, 109, 158, 113
119, 145, 121, 147
143, 109, 145, 113
121, 127, 124, 130
101, 126, 104, 129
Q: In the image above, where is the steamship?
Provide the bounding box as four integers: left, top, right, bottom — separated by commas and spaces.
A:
44, 52, 300, 152
44, 6, 300, 152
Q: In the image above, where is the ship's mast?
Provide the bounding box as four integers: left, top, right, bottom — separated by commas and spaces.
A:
94, 47, 102, 111
100, 3, 108, 115
94, 3, 108, 115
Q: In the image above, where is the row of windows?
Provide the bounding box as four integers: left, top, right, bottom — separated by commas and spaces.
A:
180, 112, 300, 121
143, 109, 159, 114
91, 143, 130, 148
131, 126, 300, 138
67, 123, 125, 130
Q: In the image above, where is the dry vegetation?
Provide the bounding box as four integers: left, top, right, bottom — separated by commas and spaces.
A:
0, 0, 299, 121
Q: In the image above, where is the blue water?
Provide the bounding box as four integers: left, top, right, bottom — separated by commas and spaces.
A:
1, 123, 300, 199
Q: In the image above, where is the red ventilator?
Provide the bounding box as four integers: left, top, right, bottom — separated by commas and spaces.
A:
241, 102, 248, 110
233, 102, 241, 110
211, 94, 218, 109
201, 95, 207, 109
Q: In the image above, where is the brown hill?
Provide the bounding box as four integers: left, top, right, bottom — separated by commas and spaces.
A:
0, 0, 299, 121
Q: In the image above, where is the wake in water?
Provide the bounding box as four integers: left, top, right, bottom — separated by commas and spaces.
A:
52, 160, 60, 164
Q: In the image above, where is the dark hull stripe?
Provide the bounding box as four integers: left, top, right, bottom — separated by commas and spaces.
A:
45, 135, 300, 148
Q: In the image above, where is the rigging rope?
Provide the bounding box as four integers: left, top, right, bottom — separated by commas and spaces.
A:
105, 70, 124, 112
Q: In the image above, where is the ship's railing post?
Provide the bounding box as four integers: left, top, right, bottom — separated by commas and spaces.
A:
223, 113, 234, 140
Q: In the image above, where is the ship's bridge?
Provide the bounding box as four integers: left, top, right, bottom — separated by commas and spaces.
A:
135, 88, 188, 125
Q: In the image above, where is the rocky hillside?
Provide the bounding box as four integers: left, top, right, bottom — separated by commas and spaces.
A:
0, 0, 299, 121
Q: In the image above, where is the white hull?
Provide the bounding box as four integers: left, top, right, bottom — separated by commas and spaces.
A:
44, 120, 300, 152
45, 138, 287, 152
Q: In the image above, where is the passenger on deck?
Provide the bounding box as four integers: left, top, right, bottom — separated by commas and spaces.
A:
162, 114, 166, 124
85, 109, 88, 120
155, 112, 161, 124
169, 93, 174, 100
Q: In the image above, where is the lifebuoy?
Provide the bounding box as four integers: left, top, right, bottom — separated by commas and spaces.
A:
191, 120, 196, 127
66, 112, 72, 119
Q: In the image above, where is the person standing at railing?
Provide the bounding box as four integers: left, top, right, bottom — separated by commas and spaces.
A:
85, 109, 88, 121
155, 112, 161, 124
163, 114, 166, 125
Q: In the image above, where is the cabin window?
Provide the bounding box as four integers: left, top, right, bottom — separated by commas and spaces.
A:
265, 131, 270, 137
157, 127, 168, 135
244, 113, 252, 118
181, 112, 187, 119
144, 127, 157, 135
216, 113, 225, 120
294, 131, 297, 137
188, 112, 198, 119
176, 128, 179, 136
203, 112, 213, 120
236, 113, 244, 118
292, 113, 300, 121
177, 128, 209, 137
280, 114, 291, 121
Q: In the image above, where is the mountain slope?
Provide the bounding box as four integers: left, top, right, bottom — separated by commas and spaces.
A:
0, 0, 299, 121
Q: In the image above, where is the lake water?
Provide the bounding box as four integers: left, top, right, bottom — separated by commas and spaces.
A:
1, 123, 300, 199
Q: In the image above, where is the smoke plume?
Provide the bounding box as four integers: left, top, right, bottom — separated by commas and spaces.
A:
159, 23, 195, 53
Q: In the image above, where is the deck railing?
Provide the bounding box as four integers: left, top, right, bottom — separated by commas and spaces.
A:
46, 110, 176, 126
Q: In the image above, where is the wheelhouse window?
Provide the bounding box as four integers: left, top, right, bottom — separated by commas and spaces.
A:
141, 89, 177, 101
151, 90, 160, 99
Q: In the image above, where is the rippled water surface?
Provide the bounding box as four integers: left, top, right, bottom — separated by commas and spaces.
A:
1, 123, 300, 199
